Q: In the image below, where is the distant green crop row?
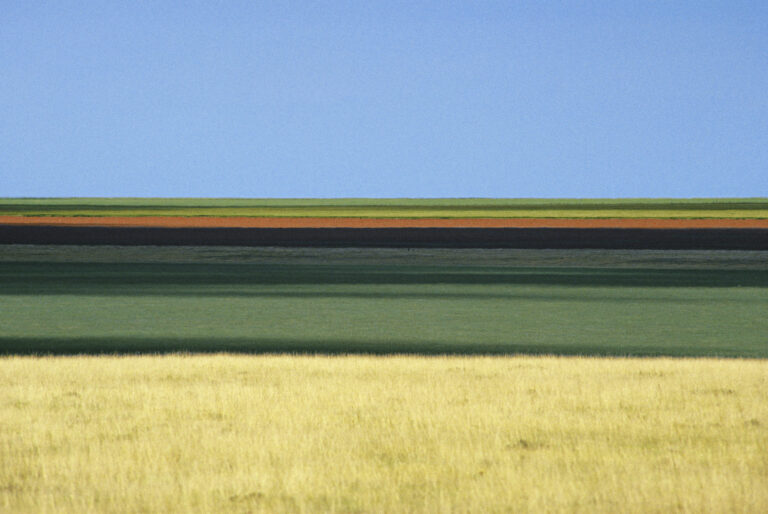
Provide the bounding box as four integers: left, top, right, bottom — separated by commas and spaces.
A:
2, 198, 767, 218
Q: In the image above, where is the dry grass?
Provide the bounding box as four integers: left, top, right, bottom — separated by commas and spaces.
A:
1, 355, 767, 513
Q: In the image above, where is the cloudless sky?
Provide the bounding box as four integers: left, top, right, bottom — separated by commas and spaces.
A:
2, 1, 767, 198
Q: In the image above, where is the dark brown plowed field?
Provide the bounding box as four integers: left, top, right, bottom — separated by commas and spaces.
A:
2, 216, 768, 228
2, 225, 768, 250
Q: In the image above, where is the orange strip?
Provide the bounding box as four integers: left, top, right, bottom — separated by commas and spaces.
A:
2, 216, 768, 229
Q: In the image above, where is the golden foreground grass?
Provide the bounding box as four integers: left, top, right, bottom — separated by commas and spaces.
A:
1, 355, 766, 513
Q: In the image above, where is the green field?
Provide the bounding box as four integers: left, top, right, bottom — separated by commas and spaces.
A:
2, 197, 768, 217
2, 247, 767, 357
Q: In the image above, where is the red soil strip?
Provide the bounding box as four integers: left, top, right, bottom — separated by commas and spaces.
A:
2, 216, 768, 229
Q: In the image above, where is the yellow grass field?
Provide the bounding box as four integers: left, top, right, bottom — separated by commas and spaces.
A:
2, 355, 767, 513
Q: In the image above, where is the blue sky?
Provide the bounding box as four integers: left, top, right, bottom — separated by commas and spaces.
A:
2, 1, 767, 198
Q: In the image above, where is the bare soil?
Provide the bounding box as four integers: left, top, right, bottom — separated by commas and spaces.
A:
3, 216, 768, 229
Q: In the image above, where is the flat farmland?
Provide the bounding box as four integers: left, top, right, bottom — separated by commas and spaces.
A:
2, 247, 768, 357
2, 197, 768, 218
2, 244, 767, 512
4, 198, 768, 250
2, 197, 767, 250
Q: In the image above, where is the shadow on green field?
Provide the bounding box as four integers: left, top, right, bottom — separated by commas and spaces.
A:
2, 263, 768, 297
1, 336, 764, 358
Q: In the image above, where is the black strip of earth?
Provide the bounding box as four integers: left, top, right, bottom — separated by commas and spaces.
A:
2, 225, 768, 250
